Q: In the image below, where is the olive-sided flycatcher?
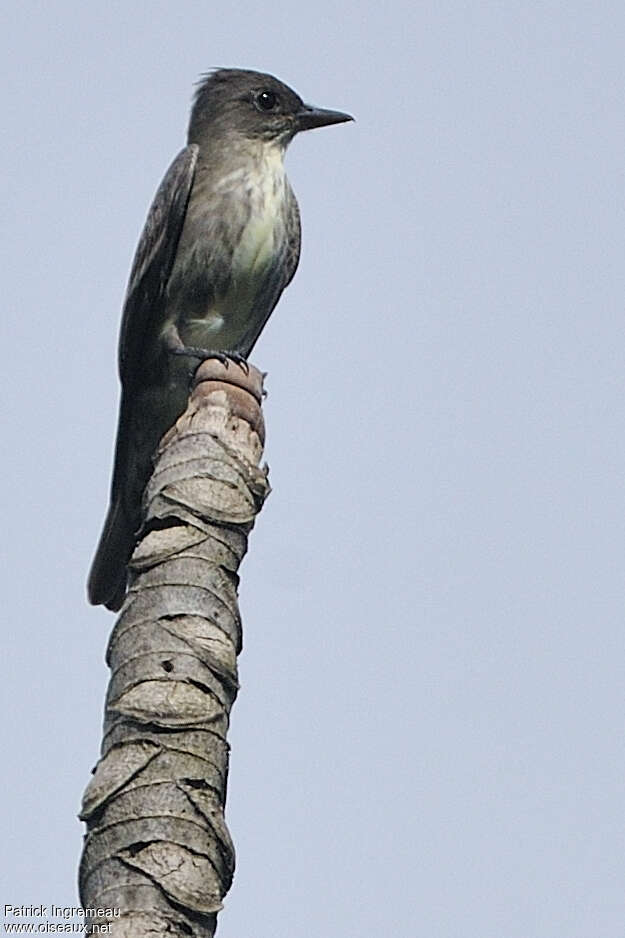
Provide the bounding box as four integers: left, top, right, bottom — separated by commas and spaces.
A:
88, 68, 352, 611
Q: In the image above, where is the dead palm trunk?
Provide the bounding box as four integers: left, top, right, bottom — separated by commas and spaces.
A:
79, 359, 269, 936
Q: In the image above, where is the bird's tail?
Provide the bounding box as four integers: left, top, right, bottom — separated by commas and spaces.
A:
87, 497, 134, 611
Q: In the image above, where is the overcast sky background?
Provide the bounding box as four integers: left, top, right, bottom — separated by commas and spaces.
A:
2, 1, 624, 935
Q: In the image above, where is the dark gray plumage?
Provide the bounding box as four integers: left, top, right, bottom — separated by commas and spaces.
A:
88, 68, 352, 610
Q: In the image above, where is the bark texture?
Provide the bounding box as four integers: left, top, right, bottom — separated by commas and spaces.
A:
80, 360, 269, 936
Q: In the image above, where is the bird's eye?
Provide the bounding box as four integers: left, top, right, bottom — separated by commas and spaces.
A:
256, 90, 277, 111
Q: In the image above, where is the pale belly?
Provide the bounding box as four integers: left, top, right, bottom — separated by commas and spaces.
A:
166, 156, 288, 353
178, 222, 278, 349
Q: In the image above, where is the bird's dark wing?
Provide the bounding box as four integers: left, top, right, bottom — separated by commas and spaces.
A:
236, 185, 301, 357
88, 145, 198, 610
283, 189, 302, 289
118, 144, 199, 386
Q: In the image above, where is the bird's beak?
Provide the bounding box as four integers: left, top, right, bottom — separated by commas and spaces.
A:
296, 104, 354, 132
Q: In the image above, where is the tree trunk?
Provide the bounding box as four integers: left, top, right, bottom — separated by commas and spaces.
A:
79, 359, 269, 936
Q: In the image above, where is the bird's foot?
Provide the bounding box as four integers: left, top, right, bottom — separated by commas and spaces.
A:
171, 346, 250, 374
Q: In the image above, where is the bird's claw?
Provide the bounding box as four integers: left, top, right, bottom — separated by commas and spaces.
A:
171, 346, 249, 373
225, 352, 250, 374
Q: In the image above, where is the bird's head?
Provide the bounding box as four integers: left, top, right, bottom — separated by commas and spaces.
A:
189, 68, 352, 148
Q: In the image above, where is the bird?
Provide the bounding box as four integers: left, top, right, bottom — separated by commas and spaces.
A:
87, 68, 352, 611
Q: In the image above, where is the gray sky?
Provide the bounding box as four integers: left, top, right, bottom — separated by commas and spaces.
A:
2, 1, 624, 935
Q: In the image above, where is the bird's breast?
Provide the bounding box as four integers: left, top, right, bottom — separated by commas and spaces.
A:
166, 145, 290, 349
230, 156, 288, 283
